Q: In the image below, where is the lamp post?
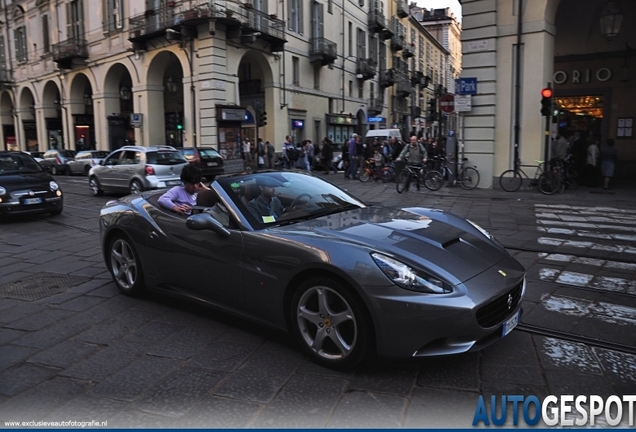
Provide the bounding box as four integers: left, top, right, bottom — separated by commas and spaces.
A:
600, 1, 623, 41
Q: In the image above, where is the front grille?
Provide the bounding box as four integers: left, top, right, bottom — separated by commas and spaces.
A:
476, 282, 523, 328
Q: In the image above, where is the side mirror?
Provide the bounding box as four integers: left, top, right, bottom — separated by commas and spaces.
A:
186, 213, 230, 238
100, 160, 105, 166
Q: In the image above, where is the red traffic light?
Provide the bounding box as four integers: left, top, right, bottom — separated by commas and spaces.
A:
541, 88, 553, 98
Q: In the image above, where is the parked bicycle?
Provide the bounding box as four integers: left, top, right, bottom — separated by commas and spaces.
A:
499, 160, 560, 195
359, 159, 383, 182
430, 155, 480, 190
396, 164, 443, 193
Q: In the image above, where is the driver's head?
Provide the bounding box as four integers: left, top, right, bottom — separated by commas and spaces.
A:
256, 176, 279, 198
410, 135, 418, 146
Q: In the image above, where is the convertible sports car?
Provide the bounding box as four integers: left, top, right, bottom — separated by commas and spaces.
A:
99, 171, 525, 369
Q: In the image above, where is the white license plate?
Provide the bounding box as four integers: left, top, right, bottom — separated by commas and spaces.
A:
207, 162, 218, 166
501, 309, 521, 337
23, 197, 43, 205
166, 180, 182, 186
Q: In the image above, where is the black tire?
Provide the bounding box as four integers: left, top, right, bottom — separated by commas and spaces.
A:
538, 171, 560, 195
566, 166, 579, 190
107, 234, 145, 296
381, 168, 393, 183
84, 165, 90, 175
396, 170, 409, 194
290, 277, 371, 370
359, 170, 371, 182
50, 207, 63, 216
89, 177, 103, 196
499, 170, 522, 192
130, 180, 144, 195
459, 167, 480, 190
423, 169, 444, 191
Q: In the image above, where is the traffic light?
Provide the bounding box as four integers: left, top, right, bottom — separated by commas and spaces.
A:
257, 109, 267, 127
540, 87, 553, 117
166, 112, 176, 130
175, 112, 183, 130
427, 98, 437, 121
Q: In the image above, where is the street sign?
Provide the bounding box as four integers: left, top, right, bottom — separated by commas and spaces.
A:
455, 77, 478, 95
455, 95, 472, 112
440, 94, 455, 113
130, 113, 143, 128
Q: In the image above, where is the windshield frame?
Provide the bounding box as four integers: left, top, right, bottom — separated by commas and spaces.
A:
0, 153, 44, 175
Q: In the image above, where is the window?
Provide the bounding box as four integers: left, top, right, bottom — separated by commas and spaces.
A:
68, 0, 85, 39
0, 36, 5, 71
313, 66, 320, 90
348, 22, 352, 57
105, 0, 123, 32
328, 0, 333, 14
42, 15, 50, 53
292, 56, 299, 85
356, 28, 365, 60
358, 0, 364, 6
287, 0, 303, 34
358, 81, 363, 99
14, 26, 27, 63
349, 80, 353, 98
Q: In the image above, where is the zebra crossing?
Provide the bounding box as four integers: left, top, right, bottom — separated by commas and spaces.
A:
531, 204, 636, 331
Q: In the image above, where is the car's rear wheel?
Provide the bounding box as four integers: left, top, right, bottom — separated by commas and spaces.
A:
108, 234, 145, 296
130, 180, 144, 195
290, 278, 371, 370
89, 177, 103, 196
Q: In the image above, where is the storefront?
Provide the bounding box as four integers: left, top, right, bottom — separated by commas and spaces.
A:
216, 106, 245, 174
326, 114, 357, 145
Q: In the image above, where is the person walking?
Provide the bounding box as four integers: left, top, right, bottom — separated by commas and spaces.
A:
321, 137, 337, 174
256, 137, 266, 169
600, 138, 617, 190
282, 135, 295, 169
266, 141, 275, 168
345, 134, 358, 179
585, 138, 600, 187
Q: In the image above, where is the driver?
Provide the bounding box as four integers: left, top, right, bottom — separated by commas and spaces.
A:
247, 176, 284, 222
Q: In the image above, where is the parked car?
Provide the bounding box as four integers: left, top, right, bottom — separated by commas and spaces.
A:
41, 149, 77, 175
0, 151, 63, 217
99, 171, 525, 370
67, 150, 109, 175
174, 147, 225, 180
88, 145, 188, 196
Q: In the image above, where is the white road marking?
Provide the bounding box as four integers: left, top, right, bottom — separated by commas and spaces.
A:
537, 237, 636, 254
542, 295, 636, 326
541, 337, 602, 374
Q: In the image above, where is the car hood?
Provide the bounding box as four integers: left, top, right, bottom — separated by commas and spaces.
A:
0, 171, 53, 188
270, 206, 513, 284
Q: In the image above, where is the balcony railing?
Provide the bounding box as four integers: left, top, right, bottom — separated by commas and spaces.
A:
396, 75, 411, 97
380, 69, 396, 87
52, 38, 88, 68
0, 67, 11, 83
369, 97, 383, 114
309, 37, 337, 66
396, 0, 410, 18
368, 9, 386, 33
391, 34, 404, 51
394, 97, 408, 113
356, 58, 377, 80
402, 43, 415, 58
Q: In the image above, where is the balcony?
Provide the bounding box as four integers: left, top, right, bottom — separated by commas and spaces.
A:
379, 25, 394, 41
396, 0, 410, 18
309, 37, 337, 66
368, 9, 386, 34
128, 0, 286, 52
396, 75, 411, 98
52, 38, 88, 69
380, 69, 396, 87
369, 97, 383, 115
0, 67, 11, 84
402, 43, 415, 58
356, 58, 377, 80
391, 34, 404, 51
394, 97, 408, 114
411, 106, 422, 117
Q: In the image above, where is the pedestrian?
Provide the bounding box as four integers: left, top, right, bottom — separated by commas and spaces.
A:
282, 135, 295, 169
600, 138, 617, 190
356, 135, 365, 178
345, 134, 358, 179
321, 137, 337, 174
266, 141, 275, 168
256, 137, 266, 169
585, 139, 600, 187
302, 140, 313, 173
242, 138, 252, 170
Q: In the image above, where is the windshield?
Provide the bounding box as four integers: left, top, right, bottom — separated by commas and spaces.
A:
216, 172, 365, 229
0, 153, 43, 174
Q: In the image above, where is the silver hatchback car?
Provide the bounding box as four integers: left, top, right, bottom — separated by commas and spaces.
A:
88, 146, 187, 196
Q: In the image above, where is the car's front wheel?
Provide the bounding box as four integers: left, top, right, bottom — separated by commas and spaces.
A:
290, 278, 371, 370
108, 234, 145, 296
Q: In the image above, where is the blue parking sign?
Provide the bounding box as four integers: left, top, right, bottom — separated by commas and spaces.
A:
455, 78, 478, 95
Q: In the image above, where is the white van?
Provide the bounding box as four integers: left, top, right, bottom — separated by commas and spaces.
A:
364, 129, 403, 146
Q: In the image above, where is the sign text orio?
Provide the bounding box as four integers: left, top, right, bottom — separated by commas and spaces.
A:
553, 68, 612, 85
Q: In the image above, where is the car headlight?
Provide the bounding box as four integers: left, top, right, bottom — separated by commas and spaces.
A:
0, 186, 6, 195
49, 181, 59, 191
371, 253, 452, 294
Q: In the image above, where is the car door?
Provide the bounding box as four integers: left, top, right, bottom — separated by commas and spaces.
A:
114, 150, 139, 190
144, 204, 245, 310
67, 152, 85, 174
98, 151, 123, 188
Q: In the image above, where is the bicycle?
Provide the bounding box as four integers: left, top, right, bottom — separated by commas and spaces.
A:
499, 160, 561, 195
359, 159, 382, 182
430, 156, 480, 190
396, 164, 443, 193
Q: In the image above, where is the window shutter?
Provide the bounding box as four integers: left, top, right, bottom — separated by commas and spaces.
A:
66, 2, 72, 39
298, 0, 303, 35
42, 15, 50, 53
317, 2, 323, 38
287, 0, 292, 30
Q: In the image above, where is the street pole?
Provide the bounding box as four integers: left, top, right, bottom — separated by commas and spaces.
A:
543, 82, 552, 167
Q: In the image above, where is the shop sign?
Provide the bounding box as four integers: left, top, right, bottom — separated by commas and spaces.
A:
368, 117, 385, 123
553, 68, 612, 85
292, 119, 304, 128
327, 115, 358, 125
220, 109, 245, 121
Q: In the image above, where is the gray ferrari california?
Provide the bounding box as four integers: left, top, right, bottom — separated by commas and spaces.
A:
99, 171, 525, 369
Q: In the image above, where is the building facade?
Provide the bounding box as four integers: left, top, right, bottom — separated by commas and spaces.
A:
460, 0, 635, 188
0, 0, 450, 167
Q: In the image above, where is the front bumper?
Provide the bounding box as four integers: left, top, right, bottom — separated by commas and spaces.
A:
0, 196, 63, 215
